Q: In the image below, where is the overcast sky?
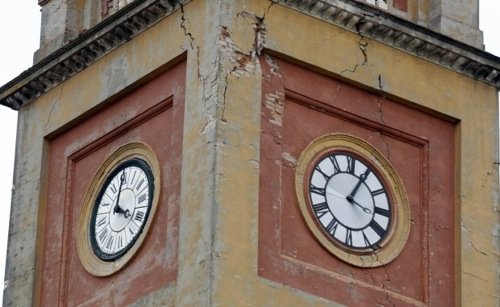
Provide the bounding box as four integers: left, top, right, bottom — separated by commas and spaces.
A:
0, 1, 499, 303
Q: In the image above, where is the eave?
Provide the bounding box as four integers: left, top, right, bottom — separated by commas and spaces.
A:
0, 0, 188, 110
275, 0, 500, 88
0, 0, 499, 110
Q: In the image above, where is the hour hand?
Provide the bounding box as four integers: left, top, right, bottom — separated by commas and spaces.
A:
347, 168, 371, 200
114, 205, 130, 217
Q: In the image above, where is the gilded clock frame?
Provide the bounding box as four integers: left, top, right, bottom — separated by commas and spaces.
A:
76, 142, 161, 277
295, 133, 410, 267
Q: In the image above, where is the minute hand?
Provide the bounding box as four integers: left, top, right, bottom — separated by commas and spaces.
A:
347, 168, 370, 201
351, 198, 372, 214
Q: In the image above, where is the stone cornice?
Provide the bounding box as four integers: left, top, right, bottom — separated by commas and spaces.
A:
2, 0, 499, 110
0, 0, 188, 110
275, 0, 500, 89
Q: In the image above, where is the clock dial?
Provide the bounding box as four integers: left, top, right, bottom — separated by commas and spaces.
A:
295, 133, 410, 267
90, 158, 154, 261
308, 152, 391, 250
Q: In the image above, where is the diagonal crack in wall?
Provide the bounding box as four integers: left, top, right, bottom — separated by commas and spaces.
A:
341, 31, 370, 75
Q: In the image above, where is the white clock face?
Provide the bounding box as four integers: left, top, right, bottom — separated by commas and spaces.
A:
90, 158, 154, 261
308, 152, 391, 249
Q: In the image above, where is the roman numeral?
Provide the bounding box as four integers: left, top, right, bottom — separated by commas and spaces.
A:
362, 231, 372, 247
346, 156, 355, 174
325, 217, 339, 235
135, 178, 145, 191
110, 183, 117, 194
312, 202, 329, 218
346, 229, 353, 246
329, 155, 341, 173
310, 185, 326, 196
117, 232, 124, 250
314, 165, 330, 181
98, 227, 109, 243
369, 220, 386, 237
138, 194, 147, 204
128, 169, 136, 186
371, 189, 385, 196
97, 216, 107, 227
128, 227, 135, 237
126, 219, 140, 238
106, 233, 115, 250
374, 206, 390, 217
135, 211, 145, 223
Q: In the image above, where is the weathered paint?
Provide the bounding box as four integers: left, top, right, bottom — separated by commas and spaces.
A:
4, 0, 498, 306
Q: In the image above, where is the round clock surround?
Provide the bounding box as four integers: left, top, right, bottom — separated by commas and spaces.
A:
295, 133, 410, 267
77, 142, 161, 277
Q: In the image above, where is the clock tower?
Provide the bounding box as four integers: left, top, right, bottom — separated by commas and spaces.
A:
1, 0, 499, 306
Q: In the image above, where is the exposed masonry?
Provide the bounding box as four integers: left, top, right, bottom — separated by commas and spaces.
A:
275, 0, 500, 87
218, 2, 274, 121
1, 0, 500, 110
0, 0, 189, 110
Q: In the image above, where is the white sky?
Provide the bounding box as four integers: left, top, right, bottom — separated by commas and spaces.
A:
0, 1, 499, 303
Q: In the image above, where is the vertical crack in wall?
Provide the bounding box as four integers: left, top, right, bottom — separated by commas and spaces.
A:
376, 74, 390, 160
203, 2, 275, 303
219, 1, 274, 121
180, 3, 201, 78
340, 31, 370, 75
45, 83, 65, 133
359, 35, 369, 66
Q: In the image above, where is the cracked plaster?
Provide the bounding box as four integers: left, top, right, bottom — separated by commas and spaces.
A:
2, 0, 499, 305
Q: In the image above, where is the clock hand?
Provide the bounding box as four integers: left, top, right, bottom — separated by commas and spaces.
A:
326, 186, 372, 214
347, 168, 371, 201
350, 198, 372, 214
326, 187, 347, 199
113, 171, 126, 215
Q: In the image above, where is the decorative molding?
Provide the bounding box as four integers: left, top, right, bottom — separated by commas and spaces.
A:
274, 0, 500, 89
0, 0, 188, 110
1, 0, 499, 110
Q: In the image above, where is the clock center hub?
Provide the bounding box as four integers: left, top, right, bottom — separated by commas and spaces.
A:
325, 173, 374, 230
109, 188, 135, 232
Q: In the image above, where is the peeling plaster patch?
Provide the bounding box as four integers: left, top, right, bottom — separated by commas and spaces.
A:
200, 116, 218, 143
218, 1, 274, 78
218, 25, 260, 77
264, 54, 282, 77
264, 92, 284, 127
282, 152, 297, 166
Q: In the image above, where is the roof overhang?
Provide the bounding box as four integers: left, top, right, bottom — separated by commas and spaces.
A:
1, 0, 499, 110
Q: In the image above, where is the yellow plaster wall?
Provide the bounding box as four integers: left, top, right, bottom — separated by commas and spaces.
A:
11, 6, 188, 306
10, 0, 498, 305
212, 0, 499, 306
